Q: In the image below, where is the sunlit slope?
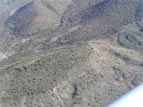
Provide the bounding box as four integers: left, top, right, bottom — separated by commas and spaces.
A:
0, 40, 142, 107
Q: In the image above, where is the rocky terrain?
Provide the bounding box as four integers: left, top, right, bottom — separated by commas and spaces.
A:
0, 0, 143, 107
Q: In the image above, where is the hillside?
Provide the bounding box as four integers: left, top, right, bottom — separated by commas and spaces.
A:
5, 1, 59, 36
0, 0, 143, 107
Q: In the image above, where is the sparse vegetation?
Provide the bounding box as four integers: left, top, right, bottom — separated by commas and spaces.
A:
0, 0, 143, 107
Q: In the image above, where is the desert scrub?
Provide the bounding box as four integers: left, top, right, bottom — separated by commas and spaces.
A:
0, 44, 92, 105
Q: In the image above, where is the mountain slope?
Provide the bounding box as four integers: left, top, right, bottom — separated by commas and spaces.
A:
5, 1, 59, 36
0, 0, 143, 107
0, 40, 142, 107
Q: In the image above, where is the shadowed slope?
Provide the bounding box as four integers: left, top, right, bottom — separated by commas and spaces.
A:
5, 1, 59, 36
60, 0, 140, 40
